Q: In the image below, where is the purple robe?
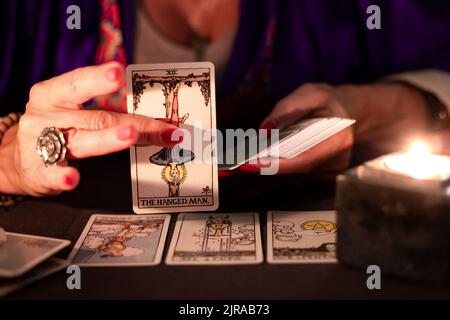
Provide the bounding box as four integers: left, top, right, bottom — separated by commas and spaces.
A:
1, 0, 449, 128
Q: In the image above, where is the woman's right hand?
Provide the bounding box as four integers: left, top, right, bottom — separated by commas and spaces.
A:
1, 62, 183, 196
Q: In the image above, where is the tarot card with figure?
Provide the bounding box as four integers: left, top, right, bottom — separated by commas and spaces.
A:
267, 211, 337, 264
68, 214, 170, 267
166, 213, 263, 265
127, 62, 219, 214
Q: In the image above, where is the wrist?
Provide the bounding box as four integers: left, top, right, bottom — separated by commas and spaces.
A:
404, 84, 449, 131
0, 114, 27, 196
335, 84, 375, 140
337, 83, 429, 144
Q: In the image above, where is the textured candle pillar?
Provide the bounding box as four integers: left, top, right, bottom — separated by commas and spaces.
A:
336, 155, 450, 285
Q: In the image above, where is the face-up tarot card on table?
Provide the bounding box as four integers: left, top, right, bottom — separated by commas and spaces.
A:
127, 62, 219, 214
267, 211, 337, 264
68, 214, 170, 267
166, 213, 263, 265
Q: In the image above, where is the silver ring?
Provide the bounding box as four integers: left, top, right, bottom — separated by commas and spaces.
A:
36, 127, 67, 166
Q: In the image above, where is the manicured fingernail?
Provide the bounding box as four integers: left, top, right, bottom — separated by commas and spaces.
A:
105, 67, 120, 82
239, 164, 260, 173
64, 176, 74, 186
162, 128, 184, 145
260, 121, 277, 131
117, 125, 136, 141
218, 170, 233, 178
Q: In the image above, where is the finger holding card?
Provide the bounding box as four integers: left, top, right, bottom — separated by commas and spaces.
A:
127, 62, 219, 214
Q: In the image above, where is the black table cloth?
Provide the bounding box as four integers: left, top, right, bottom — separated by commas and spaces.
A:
2, 151, 449, 299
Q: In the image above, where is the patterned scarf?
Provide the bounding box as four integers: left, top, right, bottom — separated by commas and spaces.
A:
95, 0, 127, 112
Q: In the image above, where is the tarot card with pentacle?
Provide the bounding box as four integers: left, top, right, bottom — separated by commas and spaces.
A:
127, 62, 219, 214
267, 211, 338, 264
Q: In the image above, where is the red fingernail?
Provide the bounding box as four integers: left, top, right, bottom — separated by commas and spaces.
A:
260, 121, 277, 131
117, 125, 136, 141
105, 67, 120, 82
218, 170, 233, 177
162, 128, 184, 145
239, 164, 260, 173
64, 176, 73, 186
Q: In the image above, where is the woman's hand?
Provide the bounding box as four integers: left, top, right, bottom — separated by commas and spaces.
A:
251, 82, 430, 175
0, 62, 183, 196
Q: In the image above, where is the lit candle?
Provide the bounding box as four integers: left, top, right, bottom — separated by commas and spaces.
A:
383, 141, 450, 181
337, 140, 450, 285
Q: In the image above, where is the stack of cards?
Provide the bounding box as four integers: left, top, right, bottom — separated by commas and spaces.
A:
222, 118, 355, 170
274, 118, 355, 159
0, 232, 70, 297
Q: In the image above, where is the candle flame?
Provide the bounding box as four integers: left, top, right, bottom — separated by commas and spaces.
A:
384, 140, 450, 180
407, 141, 431, 157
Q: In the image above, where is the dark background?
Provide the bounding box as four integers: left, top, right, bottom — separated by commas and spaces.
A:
1, 151, 450, 300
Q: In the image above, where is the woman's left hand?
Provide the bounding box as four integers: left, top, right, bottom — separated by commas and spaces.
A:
246, 82, 430, 175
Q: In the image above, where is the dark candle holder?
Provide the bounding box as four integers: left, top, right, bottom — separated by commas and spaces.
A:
336, 153, 450, 285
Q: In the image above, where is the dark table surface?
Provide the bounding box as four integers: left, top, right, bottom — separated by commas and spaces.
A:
2, 151, 450, 300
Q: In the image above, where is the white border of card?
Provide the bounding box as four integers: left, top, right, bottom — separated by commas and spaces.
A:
0, 233, 70, 278
166, 212, 264, 266
127, 62, 219, 214
68, 214, 171, 267
267, 211, 338, 264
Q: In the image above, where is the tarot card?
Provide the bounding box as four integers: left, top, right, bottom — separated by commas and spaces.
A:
68, 214, 170, 267
267, 211, 337, 264
0, 232, 70, 278
0, 257, 69, 298
166, 213, 263, 265
127, 62, 219, 214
